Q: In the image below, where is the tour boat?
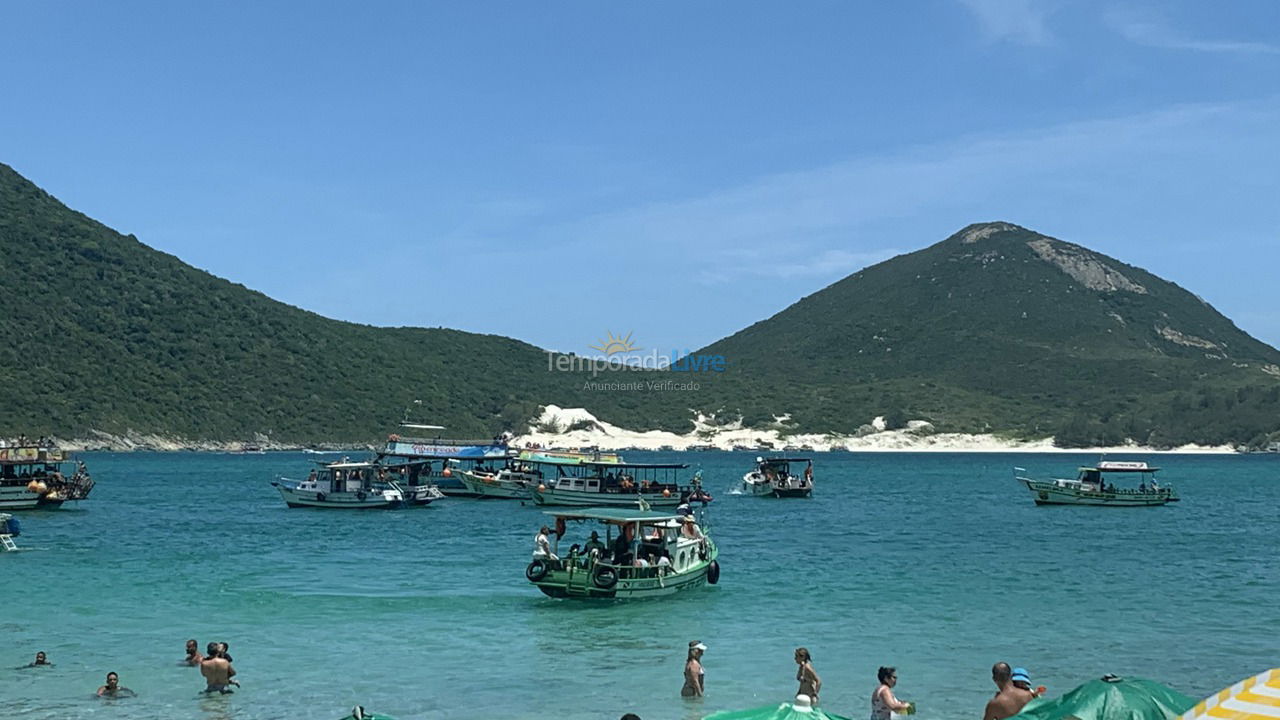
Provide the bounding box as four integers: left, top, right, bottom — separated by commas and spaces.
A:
529, 461, 711, 508
742, 457, 814, 498
1016, 461, 1179, 506
525, 506, 720, 599
458, 464, 542, 499
377, 423, 514, 497
273, 460, 433, 509
0, 445, 94, 510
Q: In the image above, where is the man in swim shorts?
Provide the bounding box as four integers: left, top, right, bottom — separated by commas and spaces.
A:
200, 642, 236, 693
983, 662, 1034, 720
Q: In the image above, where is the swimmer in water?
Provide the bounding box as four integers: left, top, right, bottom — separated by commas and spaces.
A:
200, 642, 236, 693
22, 651, 52, 668
97, 671, 137, 698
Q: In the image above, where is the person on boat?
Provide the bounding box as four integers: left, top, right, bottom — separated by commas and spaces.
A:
795, 648, 821, 704
200, 642, 236, 693
682, 640, 706, 697
97, 671, 136, 697
1139, 481, 1147, 492
680, 515, 704, 540
183, 639, 203, 666
872, 666, 911, 720
657, 550, 673, 572
983, 662, 1034, 720
533, 526, 558, 561
23, 651, 52, 667
612, 524, 635, 565
583, 530, 607, 556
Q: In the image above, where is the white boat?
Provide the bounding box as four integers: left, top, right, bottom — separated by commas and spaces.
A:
458, 465, 542, 499
742, 457, 814, 498
0, 445, 94, 510
377, 421, 514, 497
273, 460, 411, 509
1016, 461, 1179, 506
0, 514, 19, 552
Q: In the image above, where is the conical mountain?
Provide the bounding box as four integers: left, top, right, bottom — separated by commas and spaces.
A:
694, 222, 1280, 446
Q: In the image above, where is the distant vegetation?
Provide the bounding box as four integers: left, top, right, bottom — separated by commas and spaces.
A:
3, 163, 1279, 448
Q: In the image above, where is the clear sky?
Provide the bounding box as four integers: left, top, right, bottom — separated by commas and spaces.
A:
3, 1, 1278, 355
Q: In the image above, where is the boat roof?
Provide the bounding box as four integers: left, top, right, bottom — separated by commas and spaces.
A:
1084, 461, 1160, 473
758, 457, 812, 463
550, 461, 688, 470
317, 459, 430, 469
544, 508, 682, 523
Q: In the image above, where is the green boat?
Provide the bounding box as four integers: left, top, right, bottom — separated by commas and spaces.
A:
1016, 461, 1179, 506
529, 461, 705, 508
525, 506, 720, 599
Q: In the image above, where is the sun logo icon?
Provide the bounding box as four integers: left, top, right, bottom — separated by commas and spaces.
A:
590, 331, 641, 355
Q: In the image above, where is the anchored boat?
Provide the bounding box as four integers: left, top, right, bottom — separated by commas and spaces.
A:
377, 423, 514, 497
0, 513, 19, 551
1016, 461, 1179, 506
273, 460, 441, 509
530, 461, 710, 508
525, 506, 720, 599
0, 445, 94, 510
742, 457, 814, 498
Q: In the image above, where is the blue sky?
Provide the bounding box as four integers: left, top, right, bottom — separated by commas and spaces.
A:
2, 1, 1278, 354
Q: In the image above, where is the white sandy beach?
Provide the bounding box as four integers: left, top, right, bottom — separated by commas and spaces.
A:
520, 405, 1236, 454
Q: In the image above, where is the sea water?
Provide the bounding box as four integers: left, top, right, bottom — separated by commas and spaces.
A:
2, 451, 1277, 720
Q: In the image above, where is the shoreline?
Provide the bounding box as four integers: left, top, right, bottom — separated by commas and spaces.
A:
40, 405, 1240, 454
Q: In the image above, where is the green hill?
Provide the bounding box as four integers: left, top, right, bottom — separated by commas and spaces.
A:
0, 162, 598, 441
689, 222, 1280, 447
4, 161, 1278, 448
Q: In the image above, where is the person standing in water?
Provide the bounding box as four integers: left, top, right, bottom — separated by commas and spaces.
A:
184, 639, 203, 666
795, 648, 821, 704
872, 666, 912, 720
200, 642, 236, 693
682, 641, 706, 697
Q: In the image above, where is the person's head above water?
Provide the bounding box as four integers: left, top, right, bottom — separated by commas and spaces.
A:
34, 652, 47, 664
795, 647, 811, 663
992, 662, 1012, 686
207, 642, 221, 658
105, 672, 119, 687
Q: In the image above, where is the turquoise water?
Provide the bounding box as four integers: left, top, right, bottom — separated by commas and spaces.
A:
3, 451, 1278, 720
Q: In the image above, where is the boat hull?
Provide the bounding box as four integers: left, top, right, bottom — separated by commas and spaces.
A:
458, 472, 530, 499
742, 473, 812, 498
401, 485, 445, 506
530, 547, 719, 599
274, 484, 405, 509
1020, 479, 1178, 506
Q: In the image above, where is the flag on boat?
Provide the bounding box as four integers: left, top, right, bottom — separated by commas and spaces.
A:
1179, 668, 1280, 720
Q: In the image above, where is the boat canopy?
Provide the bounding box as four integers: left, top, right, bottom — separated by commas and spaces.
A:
318, 460, 429, 470
1084, 462, 1160, 473
544, 508, 682, 524
757, 457, 812, 464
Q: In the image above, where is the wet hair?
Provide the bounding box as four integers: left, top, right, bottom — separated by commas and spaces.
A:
106, 672, 118, 681
207, 642, 221, 656
795, 647, 811, 662
879, 666, 897, 683
993, 662, 1012, 682
621, 715, 642, 720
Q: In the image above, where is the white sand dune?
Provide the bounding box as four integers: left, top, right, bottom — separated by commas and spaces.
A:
518, 405, 1235, 454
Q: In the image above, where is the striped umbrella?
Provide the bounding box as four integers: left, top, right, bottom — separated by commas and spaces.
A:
1180, 669, 1280, 720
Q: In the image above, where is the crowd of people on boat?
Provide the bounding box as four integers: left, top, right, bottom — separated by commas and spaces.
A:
0, 435, 54, 448
531, 514, 707, 572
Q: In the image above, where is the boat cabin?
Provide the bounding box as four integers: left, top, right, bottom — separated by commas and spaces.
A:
299, 460, 406, 495
0, 446, 94, 502
1069, 461, 1163, 493
541, 461, 688, 495
543, 508, 710, 579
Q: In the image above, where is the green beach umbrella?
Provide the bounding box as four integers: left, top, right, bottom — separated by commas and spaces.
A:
704, 696, 856, 720
1014, 675, 1196, 720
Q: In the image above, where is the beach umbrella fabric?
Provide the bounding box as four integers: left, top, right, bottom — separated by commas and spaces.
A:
703, 700, 855, 720
1013, 676, 1196, 720
1179, 668, 1280, 720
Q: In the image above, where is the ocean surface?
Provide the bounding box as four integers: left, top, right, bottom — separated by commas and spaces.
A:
3, 451, 1277, 720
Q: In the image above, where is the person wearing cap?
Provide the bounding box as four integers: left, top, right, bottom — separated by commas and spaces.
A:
984, 662, 1034, 720
680, 515, 703, 540
682, 641, 706, 697
583, 530, 606, 556
1011, 668, 1040, 697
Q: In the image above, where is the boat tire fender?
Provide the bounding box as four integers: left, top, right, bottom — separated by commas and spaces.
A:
316, 492, 326, 502
707, 560, 720, 585
593, 566, 618, 589
526, 560, 550, 582
356, 491, 367, 501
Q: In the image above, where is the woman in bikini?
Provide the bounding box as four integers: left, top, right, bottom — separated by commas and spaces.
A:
795, 647, 821, 704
